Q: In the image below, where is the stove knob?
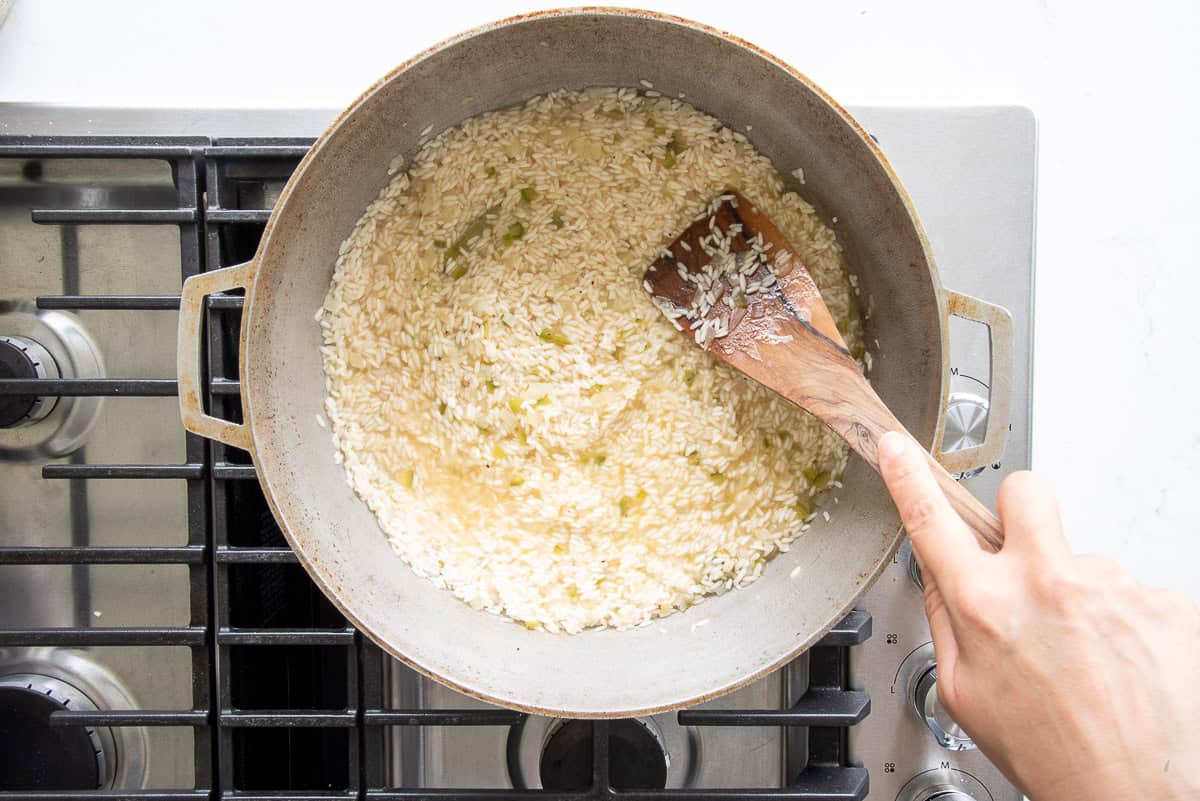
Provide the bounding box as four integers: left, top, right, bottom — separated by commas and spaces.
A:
900, 539, 925, 590
0, 335, 61, 427
896, 769, 991, 801
942, 392, 989, 479
900, 787, 977, 801
913, 666, 976, 751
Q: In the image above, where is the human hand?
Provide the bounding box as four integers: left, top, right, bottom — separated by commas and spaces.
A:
876, 431, 1200, 801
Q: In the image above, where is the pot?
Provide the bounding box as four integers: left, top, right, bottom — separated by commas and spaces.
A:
177, 8, 1012, 717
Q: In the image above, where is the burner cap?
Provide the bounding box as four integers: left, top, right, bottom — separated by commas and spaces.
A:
0, 677, 102, 790
539, 719, 668, 791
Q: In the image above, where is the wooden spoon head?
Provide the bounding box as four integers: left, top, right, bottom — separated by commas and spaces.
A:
643, 189, 849, 354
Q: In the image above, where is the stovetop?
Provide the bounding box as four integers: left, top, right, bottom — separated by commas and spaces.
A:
0, 104, 1035, 801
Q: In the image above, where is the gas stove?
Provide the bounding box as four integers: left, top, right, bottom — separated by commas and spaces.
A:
0, 104, 1035, 801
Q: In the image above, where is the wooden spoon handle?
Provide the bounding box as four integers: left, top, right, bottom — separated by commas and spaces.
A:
802, 373, 1005, 553
921, 449, 1004, 551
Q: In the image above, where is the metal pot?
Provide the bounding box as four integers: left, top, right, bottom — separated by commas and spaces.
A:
177, 8, 1012, 717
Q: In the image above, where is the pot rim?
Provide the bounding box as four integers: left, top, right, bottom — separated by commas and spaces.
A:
236, 6, 951, 717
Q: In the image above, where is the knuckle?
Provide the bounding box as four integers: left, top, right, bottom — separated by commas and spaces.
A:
1073, 554, 1125, 585
1154, 588, 1198, 618
923, 587, 950, 619
1035, 561, 1108, 617
935, 680, 966, 720
902, 497, 940, 535
1075, 553, 1117, 572
953, 584, 1009, 636
1036, 567, 1084, 606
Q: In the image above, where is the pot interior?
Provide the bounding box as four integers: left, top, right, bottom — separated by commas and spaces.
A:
241, 9, 944, 715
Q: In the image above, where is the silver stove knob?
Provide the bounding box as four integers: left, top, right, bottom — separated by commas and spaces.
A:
903, 788, 976, 801
943, 392, 989, 479
913, 667, 975, 751
896, 768, 991, 801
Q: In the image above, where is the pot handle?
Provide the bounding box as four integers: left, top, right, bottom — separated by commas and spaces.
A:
936, 289, 1014, 474
177, 261, 255, 452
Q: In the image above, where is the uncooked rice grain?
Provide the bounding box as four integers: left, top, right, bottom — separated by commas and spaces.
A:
319, 88, 864, 633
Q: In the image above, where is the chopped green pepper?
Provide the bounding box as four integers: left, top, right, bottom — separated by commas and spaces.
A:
683, 368, 698, 386
443, 204, 500, 275
508, 398, 523, 414
519, 187, 537, 203
437, 400, 447, 415
501, 221, 525, 245
605, 108, 625, 120
485, 166, 497, 177
550, 211, 564, 229
667, 131, 688, 155
432, 238, 447, 248
644, 118, 667, 137
732, 291, 748, 308
484, 378, 499, 393
662, 152, 677, 169
537, 328, 570, 347
618, 488, 647, 517
802, 467, 831, 489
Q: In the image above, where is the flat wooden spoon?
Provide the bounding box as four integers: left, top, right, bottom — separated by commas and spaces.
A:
643, 190, 1003, 552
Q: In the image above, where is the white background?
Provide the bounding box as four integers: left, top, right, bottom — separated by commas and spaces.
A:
1, 0, 1197, 594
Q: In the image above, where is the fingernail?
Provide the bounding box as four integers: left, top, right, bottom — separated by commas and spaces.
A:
877, 431, 907, 463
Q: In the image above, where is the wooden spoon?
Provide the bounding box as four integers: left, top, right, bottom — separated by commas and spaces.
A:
644, 190, 1003, 552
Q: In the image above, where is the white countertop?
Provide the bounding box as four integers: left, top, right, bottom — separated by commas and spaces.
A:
1, 0, 1197, 595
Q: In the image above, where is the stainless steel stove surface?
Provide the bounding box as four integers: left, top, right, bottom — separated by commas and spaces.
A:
0, 104, 1035, 801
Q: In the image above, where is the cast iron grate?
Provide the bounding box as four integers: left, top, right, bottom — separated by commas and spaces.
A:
0, 136, 871, 801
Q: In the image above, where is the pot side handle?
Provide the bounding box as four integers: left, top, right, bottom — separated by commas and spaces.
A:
937, 289, 1014, 474
177, 261, 255, 452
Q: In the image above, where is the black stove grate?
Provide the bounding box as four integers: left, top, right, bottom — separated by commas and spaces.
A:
0, 136, 871, 801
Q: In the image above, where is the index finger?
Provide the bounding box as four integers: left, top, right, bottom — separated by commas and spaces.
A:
877, 431, 982, 593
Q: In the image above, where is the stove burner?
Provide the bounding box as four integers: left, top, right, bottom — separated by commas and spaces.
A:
0, 335, 60, 427
0, 304, 104, 458
0, 674, 105, 790
0, 648, 148, 790
539, 719, 668, 791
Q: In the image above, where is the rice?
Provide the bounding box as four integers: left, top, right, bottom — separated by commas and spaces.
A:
319, 88, 864, 634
